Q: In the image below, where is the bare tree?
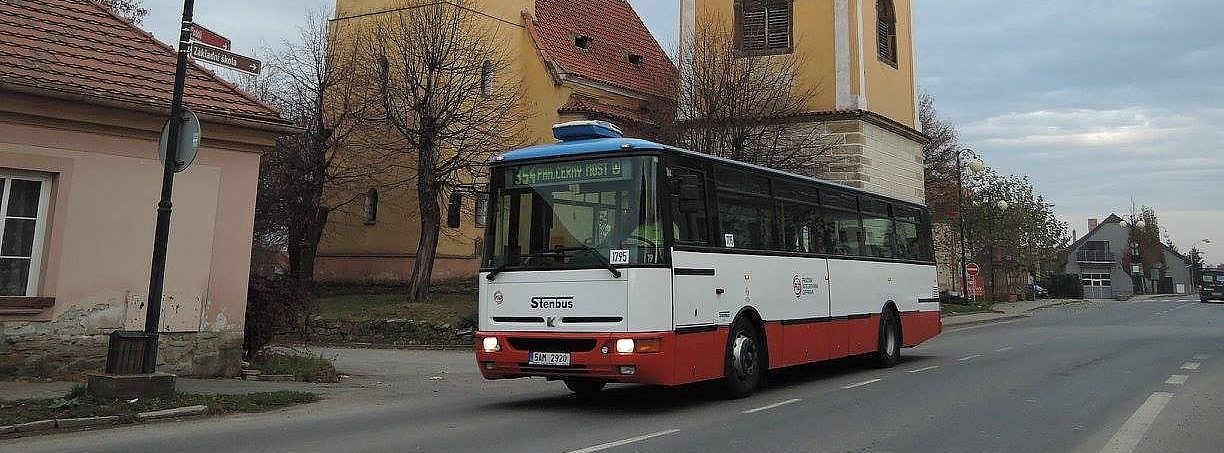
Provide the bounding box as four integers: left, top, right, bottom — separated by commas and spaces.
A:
362, 0, 528, 301
251, 10, 380, 281
660, 11, 840, 177
96, 0, 147, 24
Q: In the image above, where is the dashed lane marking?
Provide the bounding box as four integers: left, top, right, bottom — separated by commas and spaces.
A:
908, 365, 939, 373
957, 354, 984, 362
1193, 354, 1210, 360
742, 398, 802, 414
995, 346, 1014, 352
565, 429, 681, 453
1166, 375, 1189, 385
1098, 392, 1174, 453
841, 378, 882, 389
1181, 362, 1201, 370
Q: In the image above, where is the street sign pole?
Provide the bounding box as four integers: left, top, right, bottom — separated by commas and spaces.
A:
142, 0, 196, 374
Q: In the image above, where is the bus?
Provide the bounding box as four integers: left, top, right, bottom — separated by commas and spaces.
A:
475, 121, 941, 397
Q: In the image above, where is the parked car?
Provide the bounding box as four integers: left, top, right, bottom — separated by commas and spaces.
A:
1201, 270, 1224, 303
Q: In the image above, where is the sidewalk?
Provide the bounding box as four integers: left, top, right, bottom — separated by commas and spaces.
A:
942, 298, 1080, 328
0, 376, 332, 402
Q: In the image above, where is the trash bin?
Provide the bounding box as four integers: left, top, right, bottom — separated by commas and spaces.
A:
105, 331, 156, 374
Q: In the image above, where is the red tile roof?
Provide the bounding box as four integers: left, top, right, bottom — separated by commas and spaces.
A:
558, 93, 655, 126
529, 0, 676, 101
0, 0, 283, 123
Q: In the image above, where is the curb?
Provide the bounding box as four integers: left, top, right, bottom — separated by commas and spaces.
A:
55, 416, 122, 429
137, 405, 209, 421
14, 419, 56, 433
943, 314, 1031, 329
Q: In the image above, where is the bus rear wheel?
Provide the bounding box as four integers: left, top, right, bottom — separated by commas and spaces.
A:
720, 318, 764, 399
873, 310, 902, 368
564, 379, 606, 395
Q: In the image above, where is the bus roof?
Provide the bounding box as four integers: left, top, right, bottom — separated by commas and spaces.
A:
492, 124, 926, 209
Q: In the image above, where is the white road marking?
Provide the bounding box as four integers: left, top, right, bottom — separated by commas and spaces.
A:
995, 346, 1015, 352
841, 378, 882, 389
1098, 392, 1174, 453
1181, 362, 1201, 370
1193, 354, 1210, 360
742, 398, 802, 414
1025, 341, 1043, 346
566, 429, 681, 453
908, 365, 939, 373
1166, 375, 1189, 385
957, 354, 984, 362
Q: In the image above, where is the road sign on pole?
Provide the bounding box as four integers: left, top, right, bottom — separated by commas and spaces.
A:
158, 108, 201, 173
190, 42, 261, 75
189, 23, 230, 50
966, 263, 984, 297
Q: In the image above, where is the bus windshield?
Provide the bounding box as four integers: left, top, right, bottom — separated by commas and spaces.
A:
486, 156, 663, 271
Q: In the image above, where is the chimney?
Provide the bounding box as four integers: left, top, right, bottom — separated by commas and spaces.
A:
1088, 219, 1099, 230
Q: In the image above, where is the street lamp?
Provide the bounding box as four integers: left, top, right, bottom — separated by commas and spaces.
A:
957, 149, 986, 301
1188, 239, 1212, 295
988, 199, 1009, 302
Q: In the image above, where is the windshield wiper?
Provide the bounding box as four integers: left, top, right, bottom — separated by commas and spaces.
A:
486, 247, 623, 281
554, 246, 622, 279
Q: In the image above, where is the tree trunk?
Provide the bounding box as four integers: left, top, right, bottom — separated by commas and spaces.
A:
408, 187, 442, 302
287, 207, 329, 282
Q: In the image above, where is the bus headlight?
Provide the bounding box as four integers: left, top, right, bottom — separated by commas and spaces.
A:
482, 337, 500, 352
615, 339, 635, 354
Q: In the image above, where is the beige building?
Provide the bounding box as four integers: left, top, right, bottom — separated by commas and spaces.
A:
317, 0, 675, 282
0, 0, 293, 377
682, 0, 926, 203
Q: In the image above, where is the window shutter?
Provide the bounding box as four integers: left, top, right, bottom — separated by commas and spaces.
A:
741, 5, 768, 52
765, 4, 791, 50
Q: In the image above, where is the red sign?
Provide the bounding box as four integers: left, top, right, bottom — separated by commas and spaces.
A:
965, 263, 984, 297
190, 23, 231, 50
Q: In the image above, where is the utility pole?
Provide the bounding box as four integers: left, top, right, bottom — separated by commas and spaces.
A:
143, 0, 196, 374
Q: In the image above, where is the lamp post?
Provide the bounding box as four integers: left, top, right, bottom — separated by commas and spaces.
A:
956, 149, 986, 300
990, 199, 1009, 302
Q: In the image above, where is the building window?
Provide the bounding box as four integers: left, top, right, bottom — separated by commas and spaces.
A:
0, 171, 52, 297
737, 1, 793, 55
480, 60, 494, 98
1082, 273, 1112, 287
363, 188, 379, 225
877, 0, 899, 67
475, 193, 489, 228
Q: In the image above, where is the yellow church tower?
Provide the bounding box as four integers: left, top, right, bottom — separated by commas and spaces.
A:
681, 0, 925, 203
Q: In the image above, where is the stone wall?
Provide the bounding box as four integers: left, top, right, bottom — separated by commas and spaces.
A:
821, 119, 925, 204
1, 303, 243, 379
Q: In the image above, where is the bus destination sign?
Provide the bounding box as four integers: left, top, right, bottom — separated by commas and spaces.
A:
511, 159, 630, 187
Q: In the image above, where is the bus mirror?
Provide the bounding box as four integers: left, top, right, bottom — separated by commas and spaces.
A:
678, 174, 702, 213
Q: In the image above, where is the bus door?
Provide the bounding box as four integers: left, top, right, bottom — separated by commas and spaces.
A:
668, 166, 724, 383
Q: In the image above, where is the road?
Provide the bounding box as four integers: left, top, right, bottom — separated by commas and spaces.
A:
6, 295, 1223, 453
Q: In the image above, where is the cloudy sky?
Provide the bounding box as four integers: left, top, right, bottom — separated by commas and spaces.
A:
143, 0, 1223, 263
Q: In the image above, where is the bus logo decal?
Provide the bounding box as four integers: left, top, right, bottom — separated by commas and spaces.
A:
793, 274, 804, 298
531, 296, 574, 309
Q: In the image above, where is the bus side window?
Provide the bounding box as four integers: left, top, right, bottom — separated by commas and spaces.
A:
670, 168, 709, 245
714, 168, 775, 250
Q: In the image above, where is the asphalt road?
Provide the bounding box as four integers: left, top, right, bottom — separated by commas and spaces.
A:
6, 295, 1223, 453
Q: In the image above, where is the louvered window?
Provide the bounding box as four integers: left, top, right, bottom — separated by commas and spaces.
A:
738, 1, 792, 54
877, 0, 898, 67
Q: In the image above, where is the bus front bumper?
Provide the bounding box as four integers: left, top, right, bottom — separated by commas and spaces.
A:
475, 331, 677, 385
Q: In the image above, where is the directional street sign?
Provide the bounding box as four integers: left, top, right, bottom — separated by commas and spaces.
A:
189, 42, 261, 75
190, 23, 230, 50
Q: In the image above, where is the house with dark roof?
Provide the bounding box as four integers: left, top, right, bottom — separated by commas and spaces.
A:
1065, 215, 1191, 299
318, 0, 677, 282
0, 0, 295, 377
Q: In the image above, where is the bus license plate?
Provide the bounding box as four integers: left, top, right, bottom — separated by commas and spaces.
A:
528, 352, 571, 366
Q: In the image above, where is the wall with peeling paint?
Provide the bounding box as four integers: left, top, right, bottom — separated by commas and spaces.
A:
0, 91, 273, 378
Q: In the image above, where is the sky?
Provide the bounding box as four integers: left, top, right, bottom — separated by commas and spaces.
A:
142, 0, 1223, 264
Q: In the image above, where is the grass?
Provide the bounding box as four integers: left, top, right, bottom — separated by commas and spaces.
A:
315, 292, 476, 326
0, 385, 318, 426
251, 352, 340, 383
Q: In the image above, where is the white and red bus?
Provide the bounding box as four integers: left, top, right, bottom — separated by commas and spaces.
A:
476, 121, 941, 397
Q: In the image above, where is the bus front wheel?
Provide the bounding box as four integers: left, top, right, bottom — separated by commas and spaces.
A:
564, 379, 606, 395
873, 310, 902, 368
721, 318, 764, 398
